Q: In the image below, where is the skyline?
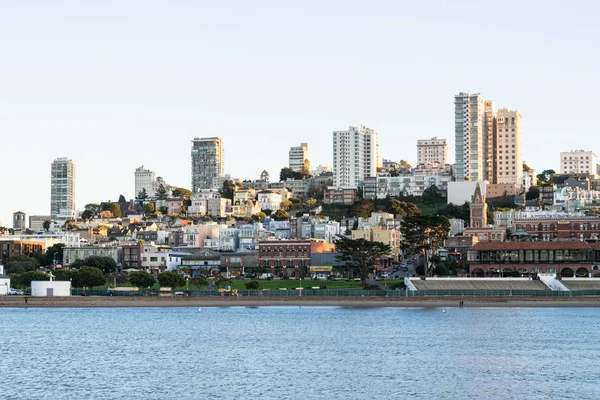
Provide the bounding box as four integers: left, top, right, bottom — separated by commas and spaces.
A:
2, 0, 600, 226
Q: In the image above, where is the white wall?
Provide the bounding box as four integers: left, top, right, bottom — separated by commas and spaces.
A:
0, 277, 10, 295
31, 281, 71, 297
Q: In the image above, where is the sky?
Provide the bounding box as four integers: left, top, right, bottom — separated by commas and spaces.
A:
1, 0, 599, 227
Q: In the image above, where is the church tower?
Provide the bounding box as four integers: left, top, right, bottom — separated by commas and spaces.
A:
470, 183, 488, 228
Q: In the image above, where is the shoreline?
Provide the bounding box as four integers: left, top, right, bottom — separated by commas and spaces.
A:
2, 296, 600, 308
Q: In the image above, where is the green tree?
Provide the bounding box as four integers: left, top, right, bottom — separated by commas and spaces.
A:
42, 220, 52, 231
273, 209, 290, 221
84, 203, 100, 214
335, 238, 391, 286
400, 214, 450, 276
386, 199, 421, 218
172, 187, 192, 199
422, 185, 444, 203
101, 202, 122, 218
44, 243, 65, 267
526, 186, 540, 200
128, 270, 155, 289
118, 194, 126, 203
190, 276, 209, 290
157, 271, 185, 288
252, 212, 267, 223
156, 184, 168, 200
281, 200, 293, 210
137, 188, 149, 200
53, 269, 77, 282
349, 200, 374, 218
305, 198, 317, 208
76, 256, 117, 274
74, 267, 106, 288
13, 271, 48, 288
221, 180, 236, 200
536, 169, 556, 185
6, 257, 38, 274
81, 210, 94, 220
143, 203, 155, 215
245, 280, 260, 290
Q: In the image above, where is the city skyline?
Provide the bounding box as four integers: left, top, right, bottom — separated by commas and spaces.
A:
2, 1, 600, 226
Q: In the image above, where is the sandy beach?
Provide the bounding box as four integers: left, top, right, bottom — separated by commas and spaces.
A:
2, 296, 600, 308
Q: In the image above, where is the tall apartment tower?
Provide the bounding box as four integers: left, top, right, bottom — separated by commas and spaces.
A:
50, 157, 76, 220
135, 166, 156, 198
560, 150, 598, 175
332, 125, 379, 188
416, 137, 449, 165
495, 108, 523, 187
483, 100, 496, 182
454, 93, 486, 182
191, 137, 224, 192
289, 143, 312, 172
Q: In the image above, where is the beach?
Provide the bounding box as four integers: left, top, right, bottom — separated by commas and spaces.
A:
2, 295, 600, 308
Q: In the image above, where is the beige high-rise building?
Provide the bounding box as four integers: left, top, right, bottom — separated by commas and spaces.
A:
333, 125, 379, 188
289, 143, 311, 172
560, 150, 597, 175
455, 92, 524, 189
494, 109, 523, 187
417, 137, 449, 165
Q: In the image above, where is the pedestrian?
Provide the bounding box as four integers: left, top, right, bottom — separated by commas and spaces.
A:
24, 297, 28, 304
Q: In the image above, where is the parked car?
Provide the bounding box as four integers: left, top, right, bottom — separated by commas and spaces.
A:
8, 288, 23, 295
258, 273, 274, 280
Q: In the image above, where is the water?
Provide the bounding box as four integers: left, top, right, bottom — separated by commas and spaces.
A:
1, 306, 600, 400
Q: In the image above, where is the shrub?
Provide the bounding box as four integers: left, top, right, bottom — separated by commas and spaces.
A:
245, 280, 260, 290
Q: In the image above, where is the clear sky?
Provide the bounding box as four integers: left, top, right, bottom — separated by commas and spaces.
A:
1, 0, 599, 227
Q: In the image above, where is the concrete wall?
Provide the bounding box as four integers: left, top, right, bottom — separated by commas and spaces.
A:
31, 281, 71, 297
0, 277, 9, 295
447, 181, 488, 205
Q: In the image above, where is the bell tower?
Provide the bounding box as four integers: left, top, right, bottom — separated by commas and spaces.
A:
470, 183, 488, 228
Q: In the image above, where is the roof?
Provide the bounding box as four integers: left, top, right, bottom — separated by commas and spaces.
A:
472, 241, 592, 251
0, 274, 10, 279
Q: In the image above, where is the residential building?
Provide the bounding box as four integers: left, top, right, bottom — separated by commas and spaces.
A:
351, 226, 401, 256
135, 166, 159, 198
324, 187, 357, 205
191, 137, 224, 192
486, 183, 518, 198
257, 190, 282, 212
454, 93, 486, 182
312, 165, 332, 176
417, 137, 449, 166
513, 216, 600, 241
365, 165, 452, 200
188, 190, 221, 217
166, 198, 185, 216
207, 198, 232, 218
29, 215, 51, 232
289, 143, 311, 172
333, 125, 379, 188
13, 211, 26, 230
290, 215, 340, 243
495, 108, 523, 187
560, 150, 598, 176
122, 243, 142, 269
219, 228, 240, 252
284, 179, 310, 199
0, 239, 46, 266
62, 246, 121, 267
50, 157, 76, 220
257, 239, 312, 277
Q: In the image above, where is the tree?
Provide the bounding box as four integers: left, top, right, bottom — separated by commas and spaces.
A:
400, 214, 450, 276
399, 160, 412, 168
349, 200, 374, 218
6, 257, 38, 274
526, 186, 540, 201
190, 276, 209, 290
75, 256, 117, 274
245, 280, 260, 290
81, 210, 94, 220
335, 238, 391, 286
143, 203, 155, 215
273, 209, 290, 221
44, 243, 65, 267
53, 269, 77, 282
422, 185, 444, 203
157, 271, 185, 288
386, 199, 421, 218
172, 187, 192, 199
305, 198, 317, 208
280, 200, 293, 210
137, 188, 148, 200
118, 194, 126, 203
279, 167, 304, 181
156, 184, 168, 200
260, 170, 270, 182
13, 271, 48, 288
42, 220, 51, 231
221, 180, 236, 200
75, 267, 106, 288
300, 164, 312, 179
101, 202, 122, 218
128, 270, 155, 289
536, 169, 556, 185
252, 212, 267, 223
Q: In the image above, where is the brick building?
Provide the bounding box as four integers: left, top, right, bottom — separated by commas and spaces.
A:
513, 216, 600, 241
258, 239, 312, 277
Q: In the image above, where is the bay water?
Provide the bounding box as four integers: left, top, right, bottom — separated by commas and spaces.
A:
1, 306, 599, 399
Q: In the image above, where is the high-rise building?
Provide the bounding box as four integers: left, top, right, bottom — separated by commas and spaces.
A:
50, 157, 76, 220
560, 150, 598, 175
289, 143, 311, 172
191, 137, 224, 192
455, 92, 524, 189
495, 108, 523, 187
332, 125, 379, 188
135, 166, 156, 198
416, 137, 449, 166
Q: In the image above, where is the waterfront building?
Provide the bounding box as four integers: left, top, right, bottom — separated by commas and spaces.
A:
333, 125, 379, 188
560, 150, 598, 176
257, 239, 312, 277
191, 137, 224, 192
50, 157, 76, 221
417, 137, 449, 166
289, 143, 311, 172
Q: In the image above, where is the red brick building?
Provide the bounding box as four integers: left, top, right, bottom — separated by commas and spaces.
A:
468, 241, 600, 277
514, 217, 600, 241
258, 239, 311, 277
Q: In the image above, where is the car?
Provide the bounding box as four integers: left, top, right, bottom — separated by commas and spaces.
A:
8, 288, 23, 295
258, 273, 274, 280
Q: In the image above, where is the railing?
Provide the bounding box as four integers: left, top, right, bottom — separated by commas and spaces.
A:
70, 288, 600, 298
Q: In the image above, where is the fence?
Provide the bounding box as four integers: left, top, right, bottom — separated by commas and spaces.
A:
70, 288, 600, 298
